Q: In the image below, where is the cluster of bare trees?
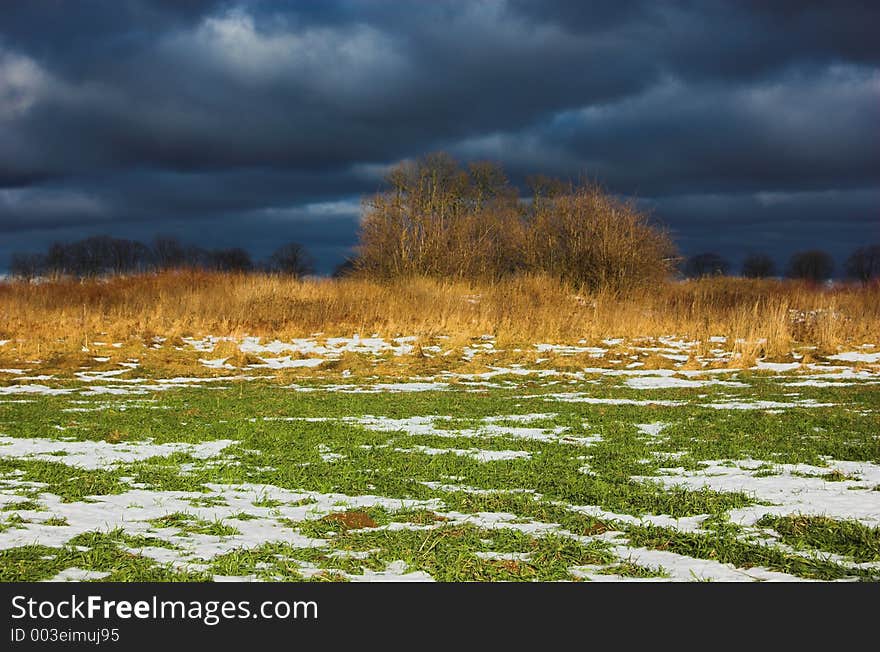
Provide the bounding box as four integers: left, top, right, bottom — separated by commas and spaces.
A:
683, 253, 730, 278
682, 245, 879, 283
356, 153, 677, 291
9, 235, 314, 279
845, 245, 880, 283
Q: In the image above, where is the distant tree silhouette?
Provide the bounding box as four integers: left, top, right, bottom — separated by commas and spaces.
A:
152, 235, 187, 270
61, 236, 152, 276
182, 245, 210, 269
28, 236, 152, 277
267, 242, 314, 277
844, 244, 880, 283
741, 253, 776, 278
207, 247, 252, 272
45, 242, 70, 277
9, 253, 45, 280
787, 250, 834, 282
7, 236, 299, 278
684, 252, 729, 278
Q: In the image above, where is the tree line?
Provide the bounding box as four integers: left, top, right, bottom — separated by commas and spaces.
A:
9, 236, 314, 279
682, 246, 880, 283
8, 152, 878, 287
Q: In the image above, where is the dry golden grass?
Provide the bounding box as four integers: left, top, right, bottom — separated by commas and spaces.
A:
1, 272, 878, 364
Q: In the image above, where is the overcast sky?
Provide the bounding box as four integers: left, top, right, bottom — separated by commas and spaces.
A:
1, 0, 877, 273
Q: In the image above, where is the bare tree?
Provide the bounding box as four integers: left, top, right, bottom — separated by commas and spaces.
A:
207, 247, 253, 272
741, 253, 776, 278
844, 244, 880, 283
182, 245, 210, 269
683, 252, 730, 278
268, 242, 315, 277
9, 253, 46, 280
357, 152, 522, 280
152, 235, 187, 270
525, 174, 567, 203
787, 249, 834, 282
45, 242, 70, 277
526, 183, 676, 290
58, 236, 152, 277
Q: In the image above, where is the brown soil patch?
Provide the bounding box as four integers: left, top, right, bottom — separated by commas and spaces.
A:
324, 510, 378, 530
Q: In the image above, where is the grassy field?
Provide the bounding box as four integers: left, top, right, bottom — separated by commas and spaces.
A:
0, 322, 878, 582
2, 273, 879, 361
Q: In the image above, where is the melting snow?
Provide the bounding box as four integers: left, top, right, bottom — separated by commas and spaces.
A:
46, 568, 111, 582
625, 377, 747, 390
395, 446, 532, 462
828, 352, 880, 364
0, 437, 236, 470
636, 459, 880, 527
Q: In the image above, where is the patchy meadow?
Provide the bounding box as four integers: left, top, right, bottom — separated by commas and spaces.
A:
0, 332, 878, 582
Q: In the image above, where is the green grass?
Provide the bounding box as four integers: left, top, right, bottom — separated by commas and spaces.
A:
623, 524, 879, 581
147, 512, 240, 537
758, 515, 880, 563
0, 360, 878, 582
0, 530, 206, 582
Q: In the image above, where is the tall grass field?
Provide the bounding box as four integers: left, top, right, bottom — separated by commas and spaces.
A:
0, 272, 878, 582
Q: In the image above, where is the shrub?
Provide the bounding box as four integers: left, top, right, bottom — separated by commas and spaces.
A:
356, 153, 677, 292
525, 183, 677, 290
357, 153, 522, 280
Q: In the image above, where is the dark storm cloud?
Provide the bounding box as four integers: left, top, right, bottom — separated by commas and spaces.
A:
1, 0, 877, 272
2, 1, 656, 177
458, 64, 879, 195
513, 0, 880, 75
